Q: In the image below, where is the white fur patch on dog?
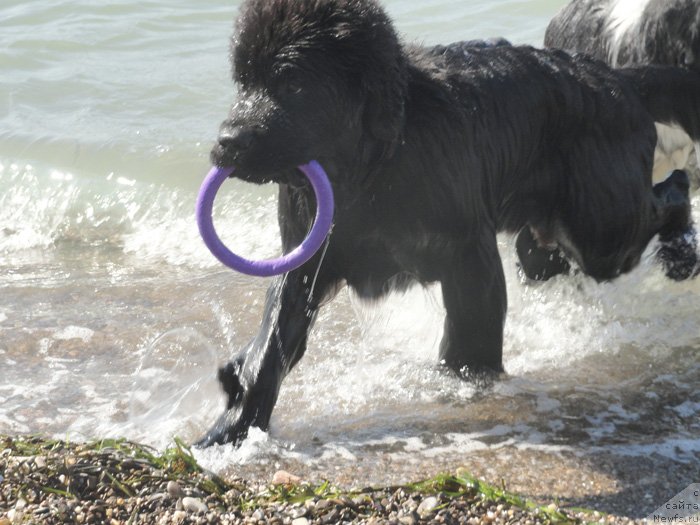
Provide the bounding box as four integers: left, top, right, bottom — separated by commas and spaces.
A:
607, 0, 650, 66
653, 123, 696, 182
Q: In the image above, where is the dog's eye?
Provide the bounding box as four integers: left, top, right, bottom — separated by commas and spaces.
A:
275, 70, 305, 97
282, 80, 303, 96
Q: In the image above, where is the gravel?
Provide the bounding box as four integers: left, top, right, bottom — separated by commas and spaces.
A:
0, 435, 648, 524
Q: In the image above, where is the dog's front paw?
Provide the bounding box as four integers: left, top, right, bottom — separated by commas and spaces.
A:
194, 405, 254, 448
195, 361, 254, 447
195, 358, 278, 448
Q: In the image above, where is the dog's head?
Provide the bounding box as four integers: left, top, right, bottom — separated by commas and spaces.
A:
210, 0, 407, 184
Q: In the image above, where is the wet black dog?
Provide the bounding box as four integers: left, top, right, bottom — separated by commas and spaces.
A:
518, 0, 700, 282
544, 0, 700, 184
197, 0, 700, 446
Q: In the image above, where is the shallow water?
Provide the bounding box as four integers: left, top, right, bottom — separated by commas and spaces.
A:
1, 0, 699, 509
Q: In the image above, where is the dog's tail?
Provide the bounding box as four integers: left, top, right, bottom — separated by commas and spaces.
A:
618, 66, 700, 142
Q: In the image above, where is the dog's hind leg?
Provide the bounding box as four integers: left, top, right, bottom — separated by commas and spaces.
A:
439, 231, 507, 377
195, 261, 338, 447
653, 169, 699, 280
515, 225, 571, 282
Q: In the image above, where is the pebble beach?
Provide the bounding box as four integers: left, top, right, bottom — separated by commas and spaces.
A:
0, 435, 656, 524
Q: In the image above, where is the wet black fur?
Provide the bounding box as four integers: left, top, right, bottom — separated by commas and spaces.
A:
197, 0, 700, 446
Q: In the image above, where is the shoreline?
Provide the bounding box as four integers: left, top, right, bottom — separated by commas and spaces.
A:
207, 442, 697, 520
0, 435, 648, 524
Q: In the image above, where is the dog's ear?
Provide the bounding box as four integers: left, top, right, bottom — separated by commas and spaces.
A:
363, 81, 404, 142
361, 62, 407, 162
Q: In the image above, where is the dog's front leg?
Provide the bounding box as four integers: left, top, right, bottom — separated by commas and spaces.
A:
439, 232, 507, 376
196, 263, 334, 447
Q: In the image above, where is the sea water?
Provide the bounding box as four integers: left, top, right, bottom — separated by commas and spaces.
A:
1, 0, 699, 487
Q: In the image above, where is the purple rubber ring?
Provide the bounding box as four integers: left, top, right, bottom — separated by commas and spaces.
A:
196, 160, 334, 277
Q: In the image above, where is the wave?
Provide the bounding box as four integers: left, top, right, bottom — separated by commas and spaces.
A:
0, 156, 281, 269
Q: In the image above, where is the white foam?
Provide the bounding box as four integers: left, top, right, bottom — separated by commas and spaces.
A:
591, 437, 700, 463
0, 164, 135, 254
50, 170, 74, 182
122, 182, 279, 268
194, 427, 305, 472
54, 326, 94, 343
671, 401, 700, 418
319, 443, 358, 462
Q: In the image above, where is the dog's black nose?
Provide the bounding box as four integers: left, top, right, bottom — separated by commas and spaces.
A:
218, 127, 256, 152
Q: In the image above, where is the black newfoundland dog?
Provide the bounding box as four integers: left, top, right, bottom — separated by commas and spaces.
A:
197, 0, 700, 446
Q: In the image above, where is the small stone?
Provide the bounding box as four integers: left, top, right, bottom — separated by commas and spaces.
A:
417, 496, 439, 516
33, 456, 47, 469
291, 518, 309, 525
315, 499, 333, 512
167, 480, 185, 498
272, 470, 301, 485
399, 515, 417, 525
0, 518, 10, 525
173, 510, 186, 521
320, 509, 340, 524
182, 496, 208, 513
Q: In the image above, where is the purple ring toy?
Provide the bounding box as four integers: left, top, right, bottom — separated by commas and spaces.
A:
196, 160, 334, 277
